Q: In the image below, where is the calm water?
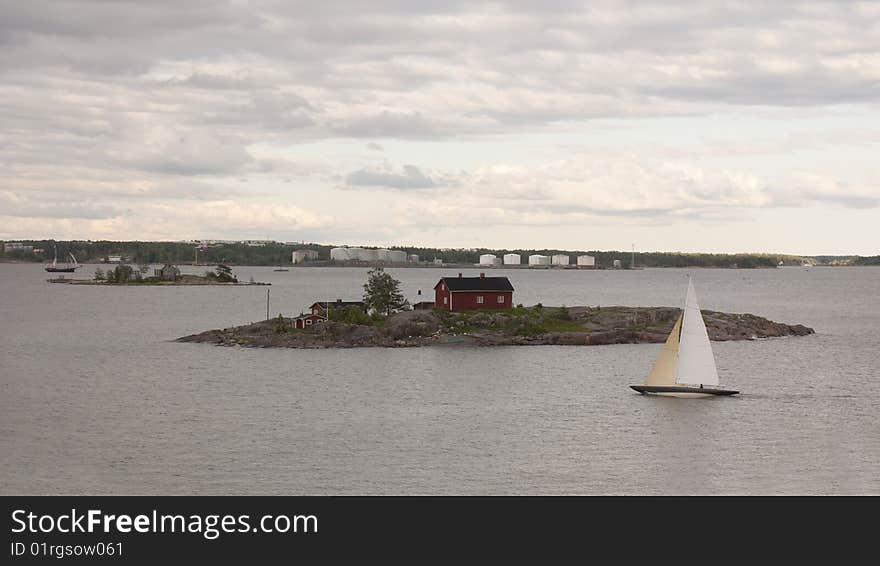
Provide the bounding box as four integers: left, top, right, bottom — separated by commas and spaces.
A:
1, 264, 878, 494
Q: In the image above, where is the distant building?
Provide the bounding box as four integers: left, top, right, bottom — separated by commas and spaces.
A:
434, 273, 514, 312
433, 258, 443, 265
3, 242, 33, 253
551, 254, 570, 266
409, 254, 420, 263
154, 264, 181, 281
503, 253, 521, 265
106, 255, 127, 263
613, 259, 622, 269
292, 249, 320, 264
479, 254, 497, 266
577, 255, 596, 268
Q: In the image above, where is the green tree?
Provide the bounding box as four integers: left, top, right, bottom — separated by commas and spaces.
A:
362, 268, 409, 315
111, 264, 133, 283
93, 267, 105, 281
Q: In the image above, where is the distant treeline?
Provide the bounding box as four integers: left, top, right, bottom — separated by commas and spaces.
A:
0, 240, 322, 266
1, 239, 854, 268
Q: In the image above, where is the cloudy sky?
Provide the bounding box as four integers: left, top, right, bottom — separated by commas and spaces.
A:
1, 0, 879, 254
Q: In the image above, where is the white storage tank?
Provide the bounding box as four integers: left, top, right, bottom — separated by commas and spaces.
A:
577, 255, 596, 268
503, 253, 521, 265
479, 254, 497, 266
389, 250, 408, 263
528, 254, 550, 266
330, 247, 352, 261
551, 254, 570, 266
409, 254, 419, 263
493, 257, 503, 266
376, 249, 392, 262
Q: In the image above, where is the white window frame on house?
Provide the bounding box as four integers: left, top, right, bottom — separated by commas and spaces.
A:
476, 296, 484, 304
497, 295, 504, 303
306, 319, 313, 325
443, 296, 448, 305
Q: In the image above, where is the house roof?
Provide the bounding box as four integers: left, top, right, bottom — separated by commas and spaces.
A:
295, 313, 327, 320
435, 276, 514, 292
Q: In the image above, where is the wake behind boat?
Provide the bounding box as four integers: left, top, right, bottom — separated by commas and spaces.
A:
630, 276, 739, 398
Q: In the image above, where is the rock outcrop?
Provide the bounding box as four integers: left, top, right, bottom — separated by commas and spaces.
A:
177, 306, 814, 349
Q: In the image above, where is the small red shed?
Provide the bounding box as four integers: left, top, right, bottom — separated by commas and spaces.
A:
434, 273, 514, 312
294, 313, 327, 329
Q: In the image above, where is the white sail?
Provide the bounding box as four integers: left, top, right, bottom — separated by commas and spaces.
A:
644, 313, 681, 386
675, 277, 719, 387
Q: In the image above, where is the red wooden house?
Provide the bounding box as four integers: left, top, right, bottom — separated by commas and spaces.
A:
434, 273, 514, 312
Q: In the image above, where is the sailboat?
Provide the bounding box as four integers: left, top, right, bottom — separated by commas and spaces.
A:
630, 276, 738, 398
44, 246, 81, 273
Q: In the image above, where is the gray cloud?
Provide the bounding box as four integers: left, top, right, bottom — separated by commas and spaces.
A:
2, 0, 879, 246
346, 165, 437, 189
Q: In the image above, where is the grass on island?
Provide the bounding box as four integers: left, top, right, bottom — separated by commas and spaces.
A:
266, 304, 684, 339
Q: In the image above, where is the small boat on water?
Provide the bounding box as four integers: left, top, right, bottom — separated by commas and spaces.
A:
630, 276, 738, 398
44, 246, 81, 273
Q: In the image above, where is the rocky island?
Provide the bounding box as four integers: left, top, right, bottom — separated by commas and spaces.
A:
48, 263, 269, 286
177, 305, 814, 349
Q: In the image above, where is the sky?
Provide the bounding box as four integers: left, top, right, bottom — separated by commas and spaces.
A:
1, 0, 879, 254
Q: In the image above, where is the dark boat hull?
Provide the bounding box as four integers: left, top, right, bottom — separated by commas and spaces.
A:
45, 267, 78, 273
630, 385, 739, 397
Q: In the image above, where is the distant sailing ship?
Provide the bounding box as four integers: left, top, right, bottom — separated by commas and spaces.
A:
630, 276, 739, 398
44, 246, 81, 273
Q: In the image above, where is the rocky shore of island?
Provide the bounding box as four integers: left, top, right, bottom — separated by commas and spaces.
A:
176, 305, 814, 349
48, 274, 269, 286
